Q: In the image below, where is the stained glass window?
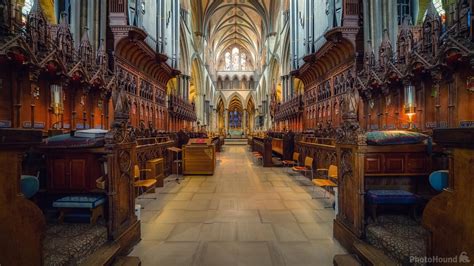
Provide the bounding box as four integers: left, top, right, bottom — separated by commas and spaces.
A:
241, 53, 247, 70
225, 52, 231, 70
223, 46, 249, 71
232, 47, 240, 70
22, 0, 33, 16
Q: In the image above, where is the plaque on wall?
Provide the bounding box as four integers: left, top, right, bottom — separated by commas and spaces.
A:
425, 121, 448, 129
460, 120, 474, 128
22, 121, 45, 129
0, 120, 12, 128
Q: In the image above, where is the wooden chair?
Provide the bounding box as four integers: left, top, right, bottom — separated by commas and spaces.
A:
252, 151, 263, 165
282, 152, 300, 173
312, 165, 338, 203
292, 156, 314, 180
134, 165, 157, 201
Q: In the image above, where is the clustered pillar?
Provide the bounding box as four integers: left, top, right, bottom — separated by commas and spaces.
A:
178, 74, 190, 101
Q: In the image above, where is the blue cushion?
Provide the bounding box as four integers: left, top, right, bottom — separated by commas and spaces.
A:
20, 175, 39, 199
429, 170, 449, 192
53, 195, 106, 209
366, 130, 429, 145
366, 190, 418, 205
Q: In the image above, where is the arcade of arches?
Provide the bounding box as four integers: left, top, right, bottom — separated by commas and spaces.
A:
1, 0, 474, 265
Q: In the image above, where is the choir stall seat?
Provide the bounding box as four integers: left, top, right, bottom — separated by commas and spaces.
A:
292, 156, 314, 179
312, 165, 338, 201
282, 152, 300, 173
133, 165, 157, 201
366, 190, 419, 222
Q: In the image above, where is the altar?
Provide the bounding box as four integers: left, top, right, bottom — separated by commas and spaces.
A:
229, 129, 243, 138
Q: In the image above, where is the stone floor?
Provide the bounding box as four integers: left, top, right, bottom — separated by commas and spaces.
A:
131, 145, 346, 266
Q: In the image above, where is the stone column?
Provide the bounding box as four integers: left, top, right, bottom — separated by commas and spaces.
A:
224, 108, 229, 134
288, 76, 295, 99
71, 0, 81, 44
209, 105, 213, 132
243, 109, 247, 134
183, 75, 187, 99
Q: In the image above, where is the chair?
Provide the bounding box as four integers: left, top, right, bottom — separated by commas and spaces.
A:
253, 152, 263, 165
312, 165, 338, 203
282, 152, 300, 173
134, 165, 157, 201
292, 156, 314, 180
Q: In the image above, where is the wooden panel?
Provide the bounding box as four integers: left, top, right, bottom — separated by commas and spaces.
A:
423, 129, 474, 263
0, 130, 45, 266
51, 158, 68, 190
384, 154, 405, 173
70, 159, 87, 190
406, 155, 426, 173
364, 155, 382, 174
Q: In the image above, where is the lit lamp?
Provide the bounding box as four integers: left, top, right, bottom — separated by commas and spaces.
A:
404, 83, 416, 129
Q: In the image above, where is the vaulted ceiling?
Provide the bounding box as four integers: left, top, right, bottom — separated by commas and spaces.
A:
191, 0, 281, 71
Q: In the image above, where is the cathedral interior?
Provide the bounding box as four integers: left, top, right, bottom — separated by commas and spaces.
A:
1, 0, 473, 265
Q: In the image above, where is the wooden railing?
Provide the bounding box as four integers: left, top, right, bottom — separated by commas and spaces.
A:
251, 137, 273, 167
136, 138, 176, 177
271, 138, 283, 156
267, 132, 295, 160
296, 141, 337, 172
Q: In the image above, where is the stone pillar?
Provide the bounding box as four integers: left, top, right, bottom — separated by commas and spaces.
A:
289, 75, 295, 99
71, 0, 81, 44
209, 105, 213, 132
243, 109, 247, 134
224, 108, 229, 134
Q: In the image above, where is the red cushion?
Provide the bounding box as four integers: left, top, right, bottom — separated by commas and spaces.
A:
292, 166, 307, 171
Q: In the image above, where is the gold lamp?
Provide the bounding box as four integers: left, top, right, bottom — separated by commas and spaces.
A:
404, 83, 416, 129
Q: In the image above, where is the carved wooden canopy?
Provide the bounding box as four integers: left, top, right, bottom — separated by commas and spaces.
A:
112, 26, 180, 89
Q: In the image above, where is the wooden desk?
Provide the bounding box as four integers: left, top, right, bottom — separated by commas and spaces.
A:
182, 142, 215, 175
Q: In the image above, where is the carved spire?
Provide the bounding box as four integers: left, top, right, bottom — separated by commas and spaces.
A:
365, 40, 375, 73
27, 0, 50, 54
423, 1, 441, 56
56, 12, 74, 63
425, 1, 440, 20
96, 39, 107, 71
379, 29, 393, 71
397, 16, 413, 65
78, 28, 93, 69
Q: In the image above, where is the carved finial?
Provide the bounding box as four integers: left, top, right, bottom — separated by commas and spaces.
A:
402, 15, 412, 30
79, 27, 93, 68
425, 1, 440, 21
27, 0, 50, 53
96, 38, 107, 70
379, 29, 393, 69
56, 12, 74, 63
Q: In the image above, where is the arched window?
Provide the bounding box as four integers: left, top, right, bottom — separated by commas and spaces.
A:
22, 0, 33, 16
241, 53, 247, 70
232, 47, 240, 70
225, 52, 231, 70
222, 46, 249, 71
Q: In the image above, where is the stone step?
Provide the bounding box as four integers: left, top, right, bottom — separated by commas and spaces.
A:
78, 242, 121, 266
333, 254, 362, 266
224, 138, 248, 145
112, 256, 141, 266
353, 240, 398, 266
